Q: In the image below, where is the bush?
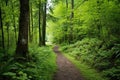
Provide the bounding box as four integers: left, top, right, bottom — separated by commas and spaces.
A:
0, 45, 57, 80
61, 38, 120, 80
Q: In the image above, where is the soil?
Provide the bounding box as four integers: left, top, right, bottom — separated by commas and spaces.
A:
53, 46, 85, 80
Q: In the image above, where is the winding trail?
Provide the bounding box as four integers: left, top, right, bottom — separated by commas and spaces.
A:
53, 46, 84, 80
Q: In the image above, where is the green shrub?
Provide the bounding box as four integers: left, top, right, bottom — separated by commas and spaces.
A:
0, 45, 57, 80
61, 38, 120, 80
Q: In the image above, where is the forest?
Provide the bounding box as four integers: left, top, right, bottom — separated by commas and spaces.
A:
0, 0, 120, 80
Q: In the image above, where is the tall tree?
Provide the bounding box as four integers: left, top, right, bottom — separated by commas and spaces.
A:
66, 0, 68, 8
69, 0, 74, 43
96, 0, 102, 38
11, 1, 17, 43
29, 2, 33, 42
0, 6, 5, 50
71, 0, 74, 19
6, 22, 9, 49
16, 0, 29, 58
39, 0, 42, 46
42, 0, 47, 46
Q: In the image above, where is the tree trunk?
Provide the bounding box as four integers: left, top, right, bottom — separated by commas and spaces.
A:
42, 0, 47, 46
39, 0, 42, 46
6, 22, 9, 50
71, 0, 74, 19
0, 6, 5, 50
11, 1, 17, 44
66, 0, 68, 9
66, 0, 69, 43
97, 0, 102, 38
16, 0, 29, 58
28, 3, 31, 42
29, 2, 33, 42
69, 0, 74, 43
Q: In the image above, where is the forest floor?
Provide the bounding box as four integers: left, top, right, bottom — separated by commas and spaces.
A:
53, 46, 84, 80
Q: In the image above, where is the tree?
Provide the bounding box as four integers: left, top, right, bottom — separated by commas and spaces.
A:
66, 0, 68, 8
11, 0, 17, 43
69, 0, 74, 43
6, 22, 9, 49
29, 2, 34, 42
39, 0, 42, 46
42, 0, 47, 46
0, 6, 5, 50
16, 0, 29, 58
71, 0, 74, 19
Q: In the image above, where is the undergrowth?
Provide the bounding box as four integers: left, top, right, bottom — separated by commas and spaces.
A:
64, 54, 108, 80
61, 38, 120, 80
0, 45, 57, 80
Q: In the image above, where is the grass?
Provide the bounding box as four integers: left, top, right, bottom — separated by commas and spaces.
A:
63, 54, 108, 80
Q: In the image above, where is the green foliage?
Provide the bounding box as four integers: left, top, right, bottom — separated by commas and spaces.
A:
64, 54, 108, 80
61, 38, 120, 80
102, 67, 120, 80
50, 1, 120, 79
0, 45, 57, 80
1, 0, 120, 80
48, 0, 120, 44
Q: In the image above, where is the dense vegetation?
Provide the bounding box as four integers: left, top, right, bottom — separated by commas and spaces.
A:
61, 38, 120, 80
0, 0, 57, 80
48, 0, 120, 80
0, 45, 56, 80
0, 0, 120, 80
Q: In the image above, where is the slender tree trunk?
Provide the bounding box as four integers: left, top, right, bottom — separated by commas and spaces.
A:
30, 3, 33, 42
39, 0, 42, 46
0, 7, 5, 50
29, 3, 31, 42
11, 1, 17, 44
16, 0, 29, 58
29, 2, 33, 42
66, 0, 68, 8
69, 0, 74, 43
71, 0, 74, 19
42, 0, 47, 46
6, 22, 9, 49
66, 0, 69, 43
97, 0, 102, 38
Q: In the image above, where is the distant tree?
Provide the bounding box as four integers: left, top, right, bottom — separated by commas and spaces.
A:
29, 2, 33, 42
69, 0, 74, 43
39, 0, 42, 46
71, 0, 74, 19
6, 22, 9, 49
16, 0, 29, 58
11, 0, 17, 43
66, 0, 68, 8
42, 0, 47, 46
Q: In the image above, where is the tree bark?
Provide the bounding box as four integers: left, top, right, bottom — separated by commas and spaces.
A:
28, 3, 31, 42
39, 0, 42, 46
16, 0, 29, 58
6, 22, 9, 49
42, 0, 47, 46
0, 6, 5, 50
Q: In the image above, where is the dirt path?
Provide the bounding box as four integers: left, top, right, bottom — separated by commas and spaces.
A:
53, 46, 84, 80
